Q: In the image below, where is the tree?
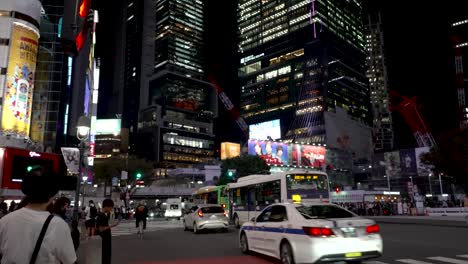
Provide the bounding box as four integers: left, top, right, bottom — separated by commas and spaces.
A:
217, 156, 270, 185
420, 129, 468, 194
93, 155, 154, 184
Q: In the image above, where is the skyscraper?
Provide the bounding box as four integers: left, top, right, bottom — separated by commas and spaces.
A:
451, 18, 468, 130
238, 0, 372, 181
137, 0, 217, 167
365, 12, 394, 151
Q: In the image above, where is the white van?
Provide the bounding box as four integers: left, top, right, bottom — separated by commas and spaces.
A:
164, 199, 182, 220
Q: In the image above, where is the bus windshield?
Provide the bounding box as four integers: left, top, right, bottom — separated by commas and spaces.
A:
286, 174, 329, 191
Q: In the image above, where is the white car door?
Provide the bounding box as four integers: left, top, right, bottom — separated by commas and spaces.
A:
262, 205, 289, 254
185, 206, 198, 227
250, 207, 272, 251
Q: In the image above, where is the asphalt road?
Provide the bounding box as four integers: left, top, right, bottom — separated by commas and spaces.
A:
112, 221, 468, 264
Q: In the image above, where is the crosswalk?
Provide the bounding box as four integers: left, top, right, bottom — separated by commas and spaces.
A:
366, 255, 468, 264
111, 220, 182, 237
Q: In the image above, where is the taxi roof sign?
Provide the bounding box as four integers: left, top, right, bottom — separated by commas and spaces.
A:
292, 194, 302, 204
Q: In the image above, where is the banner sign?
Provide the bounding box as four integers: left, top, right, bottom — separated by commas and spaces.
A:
61, 147, 80, 174
1, 23, 39, 136
248, 140, 326, 168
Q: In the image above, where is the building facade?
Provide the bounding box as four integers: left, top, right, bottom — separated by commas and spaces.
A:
365, 12, 394, 151
137, 0, 217, 168
451, 18, 468, 130
238, 0, 372, 185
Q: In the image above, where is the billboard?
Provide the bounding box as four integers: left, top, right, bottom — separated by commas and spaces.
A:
248, 140, 326, 168
399, 148, 417, 176
95, 119, 121, 135
220, 142, 240, 160
384, 151, 400, 177
324, 108, 372, 162
1, 23, 40, 136
415, 147, 431, 175
249, 119, 281, 140
291, 144, 326, 168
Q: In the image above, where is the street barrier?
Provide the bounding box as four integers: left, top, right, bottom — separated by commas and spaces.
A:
425, 207, 468, 216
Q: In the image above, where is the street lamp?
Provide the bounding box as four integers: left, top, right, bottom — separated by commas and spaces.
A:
428, 173, 433, 195
74, 115, 90, 219
438, 173, 444, 195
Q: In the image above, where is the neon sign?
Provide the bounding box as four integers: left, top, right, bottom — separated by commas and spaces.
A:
29, 151, 41, 158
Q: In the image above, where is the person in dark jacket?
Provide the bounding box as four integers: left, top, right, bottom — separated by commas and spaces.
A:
134, 201, 148, 232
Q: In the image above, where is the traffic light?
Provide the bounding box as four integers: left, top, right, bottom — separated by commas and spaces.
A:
61, 0, 93, 55
136, 172, 142, 180
228, 171, 234, 177
335, 187, 341, 193
27, 166, 33, 172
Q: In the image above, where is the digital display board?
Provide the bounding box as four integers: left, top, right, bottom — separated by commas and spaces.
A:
249, 119, 281, 140
248, 140, 326, 168
220, 142, 241, 160
95, 119, 121, 135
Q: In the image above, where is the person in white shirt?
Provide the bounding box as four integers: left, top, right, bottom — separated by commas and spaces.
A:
0, 169, 77, 264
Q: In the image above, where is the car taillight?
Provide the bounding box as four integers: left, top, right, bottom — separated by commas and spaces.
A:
366, 224, 379, 234
197, 210, 203, 217
303, 227, 335, 237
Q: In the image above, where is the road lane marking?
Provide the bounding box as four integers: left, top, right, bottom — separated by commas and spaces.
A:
457, 256, 468, 259
427, 257, 468, 264
365, 261, 389, 264
396, 259, 433, 264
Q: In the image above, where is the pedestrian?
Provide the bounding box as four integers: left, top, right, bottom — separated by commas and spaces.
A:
0, 202, 7, 218
96, 199, 119, 264
0, 170, 77, 263
71, 219, 80, 251
52, 197, 71, 223
135, 201, 148, 237
85, 200, 98, 236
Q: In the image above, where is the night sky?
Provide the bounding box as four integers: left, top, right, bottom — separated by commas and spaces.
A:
96, 1, 467, 149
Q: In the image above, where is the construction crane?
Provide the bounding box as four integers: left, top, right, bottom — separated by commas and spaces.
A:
389, 90, 437, 148
207, 76, 249, 139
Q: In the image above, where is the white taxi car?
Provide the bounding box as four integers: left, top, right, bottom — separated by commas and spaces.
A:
239, 203, 383, 264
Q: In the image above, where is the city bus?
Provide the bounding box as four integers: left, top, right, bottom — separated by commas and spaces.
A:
227, 169, 330, 227
192, 185, 230, 211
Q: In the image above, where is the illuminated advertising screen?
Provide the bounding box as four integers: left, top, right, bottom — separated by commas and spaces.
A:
1, 23, 39, 136
291, 144, 326, 168
248, 140, 289, 165
220, 142, 240, 160
95, 119, 121, 135
249, 119, 281, 140
248, 140, 326, 168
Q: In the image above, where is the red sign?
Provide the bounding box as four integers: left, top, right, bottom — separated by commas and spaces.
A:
89, 143, 95, 157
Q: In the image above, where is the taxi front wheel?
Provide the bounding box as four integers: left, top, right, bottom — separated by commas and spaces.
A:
240, 232, 250, 254
280, 242, 295, 264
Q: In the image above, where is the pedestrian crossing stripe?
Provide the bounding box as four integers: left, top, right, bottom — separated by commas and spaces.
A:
364, 256, 468, 264
396, 259, 432, 264
427, 257, 468, 264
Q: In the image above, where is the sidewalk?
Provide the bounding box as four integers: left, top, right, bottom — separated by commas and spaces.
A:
368, 215, 468, 228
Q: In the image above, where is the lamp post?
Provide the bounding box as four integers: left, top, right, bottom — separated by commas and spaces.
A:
438, 173, 444, 195
82, 176, 88, 206
428, 173, 433, 195
74, 116, 90, 219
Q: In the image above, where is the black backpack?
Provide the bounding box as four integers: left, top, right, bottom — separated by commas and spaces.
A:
90, 206, 97, 219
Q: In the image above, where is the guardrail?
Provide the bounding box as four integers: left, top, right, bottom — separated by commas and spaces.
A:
426, 207, 468, 216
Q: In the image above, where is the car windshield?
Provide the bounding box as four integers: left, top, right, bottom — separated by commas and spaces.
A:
296, 205, 355, 219
200, 206, 224, 214
170, 204, 179, 210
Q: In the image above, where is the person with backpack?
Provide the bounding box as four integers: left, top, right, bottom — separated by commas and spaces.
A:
134, 201, 148, 238
0, 170, 76, 263
85, 200, 98, 236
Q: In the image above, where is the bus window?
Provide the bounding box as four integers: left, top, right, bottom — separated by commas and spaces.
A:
232, 187, 248, 208
287, 174, 329, 191
255, 180, 280, 207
